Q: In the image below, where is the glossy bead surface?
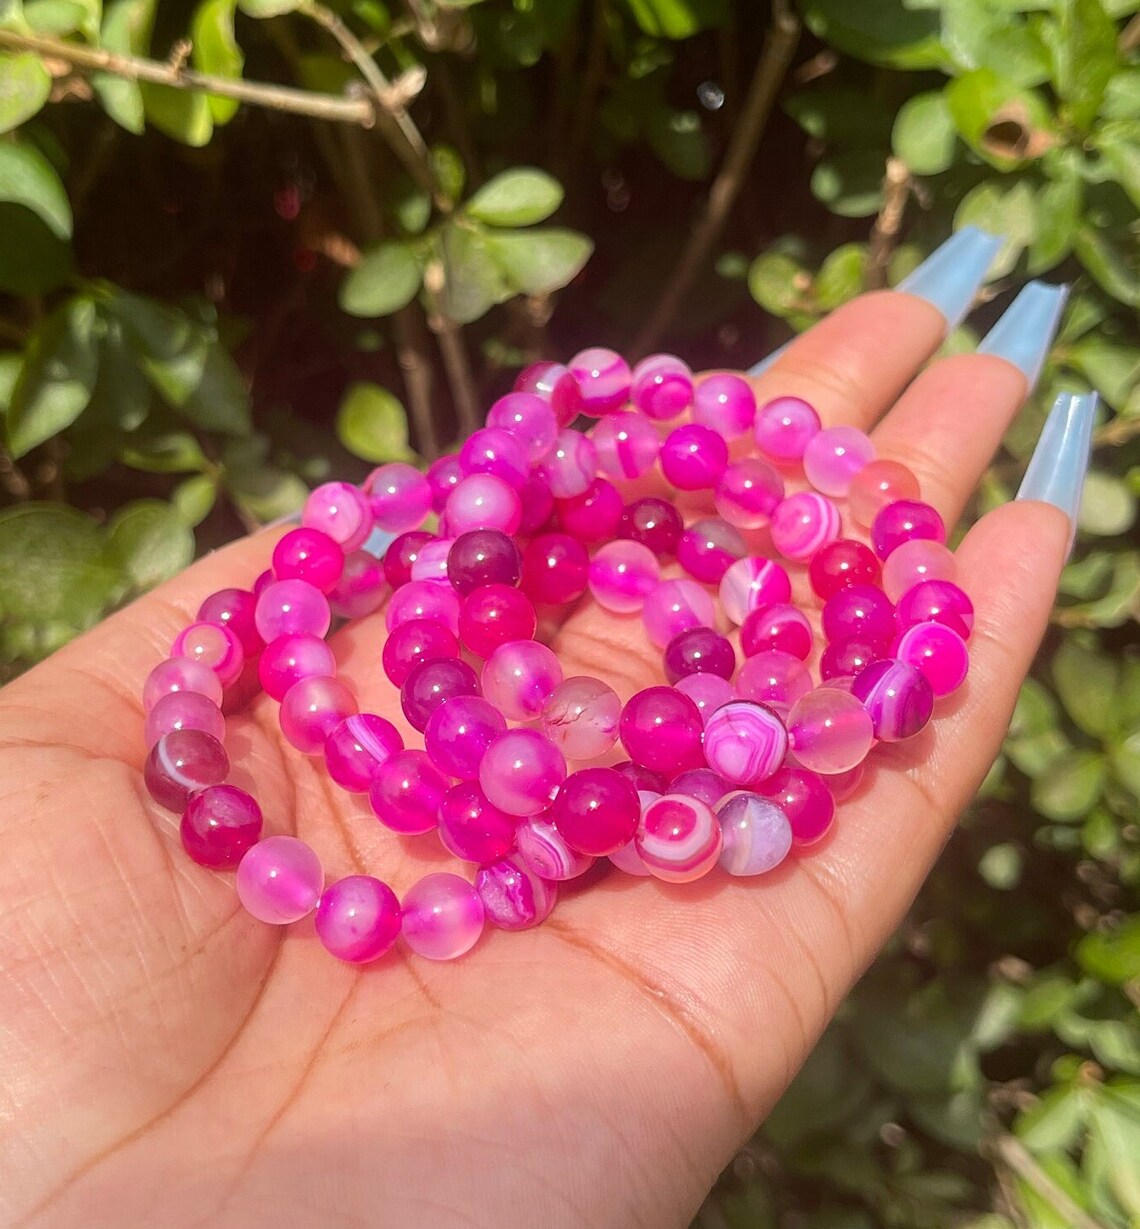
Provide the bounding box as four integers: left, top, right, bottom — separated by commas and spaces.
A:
315, 876, 401, 963
481, 641, 563, 721
329, 550, 388, 620
894, 622, 969, 697
619, 686, 704, 774
820, 637, 882, 682
445, 474, 522, 536
180, 784, 262, 869
541, 676, 621, 760
673, 672, 735, 726
272, 528, 345, 594
385, 579, 461, 636
479, 729, 567, 817
896, 579, 974, 640
556, 478, 623, 543
446, 529, 522, 596
703, 700, 787, 785
401, 873, 485, 960
144, 729, 229, 811
852, 658, 935, 740
517, 470, 556, 535
516, 814, 595, 880
255, 579, 331, 642
515, 360, 582, 425
615, 763, 667, 793
426, 455, 464, 514
787, 688, 874, 775
568, 347, 631, 416
735, 650, 812, 717
424, 696, 507, 780
762, 766, 835, 845
280, 675, 357, 754
670, 768, 730, 809
740, 604, 813, 661
617, 497, 683, 556
259, 633, 336, 702
236, 836, 323, 925
803, 426, 875, 496
677, 518, 747, 584
588, 540, 660, 614
383, 530, 435, 588
636, 794, 722, 883
459, 427, 529, 489
437, 782, 517, 865
400, 658, 480, 732
539, 429, 598, 499
631, 353, 693, 420
809, 539, 882, 600
663, 627, 735, 683
171, 622, 244, 688
382, 619, 459, 687
486, 391, 559, 463
719, 557, 792, 626
551, 766, 640, 856
717, 793, 793, 876
822, 584, 897, 648
643, 579, 716, 648
369, 749, 448, 835
610, 834, 652, 876
870, 499, 946, 560
591, 410, 661, 479
849, 459, 921, 528
881, 539, 957, 603
520, 532, 589, 606
144, 656, 224, 713
324, 713, 403, 791
459, 584, 537, 658
660, 423, 729, 490
145, 690, 225, 747
476, 855, 558, 929
367, 462, 433, 533
409, 537, 453, 585
770, 492, 842, 561
197, 587, 261, 656
303, 481, 373, 552
715, 458, 785, 529
753, 396, 821, 462
693, 373, 756, 440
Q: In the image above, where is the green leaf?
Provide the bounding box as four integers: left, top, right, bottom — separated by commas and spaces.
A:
892, 90, 957, 175
484, 227, 593, 296
339, 241, 422, 317
0, 199, 72, 295
236, 0, 298, 14
621, 0, 725, 39
784, 86, 894, 145
1100, 69, 1140, 121
979, 842, 1023, 890
0, 351, 20, 416
24, 0, 100, 38
465, 167, 564, 227
0, 51, 51, 133
1016, 1085, 1088, 1152
815, 243, 866, 310
1018, 970, 1092, 1030
1073, 224, 1140, 308
945, 69, 1055, 169
940, 0, 1051, 86
437, 222, 511, 323
798, 0, 945, 69
1077, 916, 1140, 985
1031, 749, 1107, 821
335, 381, 416, 463
191, 0, 243, 124
119, 430, 208, 473
1053, 637, 1120, 735
646, 106, 711, 180
954, 180, 1039, 279
1095, 121, 1140, 211
431, 144, 465, 205
92, 0, 150, 134
141, 82, 213, 147
0, 142, 71, 238
810, 150, 885, 218
748, 248, 811, 319
1078, 471, 1137, 536
1113, 729, 1140, 800
1053, 0, 1118, 132
1088, 1087, 1140, 1216
104, 498, 194, 589
1028, 168, 1081, 272
171, 472, 217, 526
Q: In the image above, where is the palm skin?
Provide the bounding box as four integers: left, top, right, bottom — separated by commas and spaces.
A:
0, 292, 1070, 1228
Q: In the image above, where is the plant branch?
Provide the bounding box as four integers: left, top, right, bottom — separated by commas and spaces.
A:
423, 261, 479, 439
1094, 413, 1140, 447
564, 0, 607, 183
866, 156, 911, 289
0, 27, 374, 125
986, 1134, 1112, 1229
1120, 13, 1140, 54
629, 0, 800, 360
0, 448, 32, 501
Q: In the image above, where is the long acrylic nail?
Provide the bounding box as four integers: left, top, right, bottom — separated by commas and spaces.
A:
747, 339, 790, 378
1017, 390, 1097, 550
977, 281, 1069, 390
895, 226, 1003, 330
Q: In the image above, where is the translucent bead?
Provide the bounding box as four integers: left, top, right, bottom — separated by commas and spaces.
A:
659, 423, 729, 490
643, 579, 716, 648
514, 360, 583, 426
820, 637, 882, 682
761, 766, 835, 845
517, 470, 556, 535
693, 373, 756, 440
770, 492, 842, 561
619, 686, 704, 774
550, 766, 640, 856
280, 676, 357, 754
787, 688, 874, 774
870, 499, 946, 561
849, 459, 921, 528
614, 761, 667, 793
181, 784, 262, 869
459, 584, 537, 658
663, 627, 736, 683
588, 540, 660, 614
517, 533, 585, 607
479, 729, 567, 817
237, 836, 323, 925
718, 557, 792, 626
369, 749, 448, 835
445, 529, 521, 596
610, 832, 653, 876
476, 855, 558, 929
827, 763, 865, 803
486, 391, 559, 463
736, 650, 812, 717
426, 455, 464, 514
669, 768, 730, 809
400, 658, 480, 732
568, 346, 631, 416
803, 426, 876, 496
197, 587, 261, 656
538, 429, 598, 499
383, 530, 435, 588
677, 517, 747, 584
591, 410, 661, 479
703, 700, 787, 785
367, 462, 433, 533
459, 427, 529, 489
437, 782, 517, 865
329, 550, 388, 620
894, 621, 969, 697
715, 458, 785, 529
410, 538, 453, 584
636, 794, 722, 883
516, 814, 595, 880
896, 579, 974, 640
402, 873, 485, 960
753, 395, 821, 463
145, 689, 225, 747
445, 474, 522, 536
556, 478, 623, 543
852, 658, 934, 740
324, 713, 403, 791
424, 695, 507, 780
382, 618, 459, 687
316, 876, 401, 963
144, 728, 229, 811
740, 604, 813, 661
303, 481, 373, 552
674, 673, 735, 726
143, 656, 224, 713
822, 584, 897, 648
255, 579, 331, 642
617, 497, 683, 556
809, 538, 882, 600
717, 793, 793, 875
882, 539, 957, 603
253, 568, 273, 596
272, 527, 345, 594
259, 633, 336, 701
481, 641, 563, 721
541, 676, 621, 760
385, 579, 461, 636
171, 622, 245, 687
631, 353, 693, 420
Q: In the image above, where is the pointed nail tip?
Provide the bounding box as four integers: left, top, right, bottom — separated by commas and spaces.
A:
896, 227, 1004, 328
976, 280, 1069, 388
1016, 389, 1098, 524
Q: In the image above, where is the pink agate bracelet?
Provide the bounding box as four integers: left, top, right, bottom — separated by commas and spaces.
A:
141, 348, 974, 965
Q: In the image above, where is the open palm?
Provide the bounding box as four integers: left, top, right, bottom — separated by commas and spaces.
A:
0, 290, 1070, 1229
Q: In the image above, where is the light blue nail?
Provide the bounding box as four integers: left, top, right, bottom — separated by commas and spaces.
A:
747, 339, 790, 378
1017, 390, 1098, 549
977, 281, 1069, 390
895, 226, 1003, 329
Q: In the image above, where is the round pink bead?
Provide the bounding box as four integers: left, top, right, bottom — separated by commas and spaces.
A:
259, 633, 335, 702
736, 650, 812, 717
272, 527, 345, 595
437, 782, 517, 864
715, 457, 785, 529
693, 373, 756, 440
236, 835, 323, 925
803, 426, 876, 497
550, 765, 640, 856
677, 517, 747, 584
303, 481, 373, 552
610, 820, 653, 876
385, 579, 461, 636
674, 673, 735, 726
521, 532, 589, 606
740, 603, 813, 661
143, 656, 224, 713
144, 728, 229, 811
481, 641, 563, 721
369, 749, 448, 835
851, 658, 934, 741
329, 549, 388, 620
145, 689, 225, 747
555, 478, 623, 543
787, 688, 874, 775
643, 579, 716, 648
770, 492, 842, 561
445, 474, 522, 536
316, 875, 401, 963
424, 695, 507, 780
870, 499, 946, 561
252, 569, 274, 596
197, 587, 261, 656
180, 784, 262, 869
426, 455, 464, 513
367, 462, 432, 533
458, 584, 537, 658
539, 429, 598, 499
849, 459, 921, 529
762, 766, 835, 845
588, 540, 660, 614
171, 622, 244, 688
590, 410, 661, 480
383, 530, 435, 588
411, 538, 454, 584
255, 579, 331, 642
718, 556, 792, 626
515, 360, 583, 426
568, 346, 631, 416
894, 621, 970, 697
703, 700, 788, 785
479, 729, 567, 817
324, 713, 403, 791
896, 579, 974, 640
619, 686, 704, 774
717, 793, 793, 875
460, 427, 529, 489
827, 763, 865, 803
636, 794, 722, 883
401, 873, 485, 960
753, 395, 821, 462
476, 855, 558, 929
280, 675, 357, 754
660, 423, 729, 490
631, 353, 693, 420
516, 814, 595, 881
670, 768, 730, 809
541, 675, 621, 760
382, 618, 460, 687
822, 583, 898, 648
486, 391, 559, 463
882, 539, 958, 603
400, 658, 479, 732
517, 470, 556, 534
820, 637, 883, 681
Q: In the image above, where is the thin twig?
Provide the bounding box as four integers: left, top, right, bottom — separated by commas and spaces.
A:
987, 1134, 1112, 1229
0, 27, 374, 124
1120, 13, 1140, 53
1094, 414, 1140, 447
866, 156, 911, 290
629, 0, 801, 359
0, 449, 32, 501
423, 261, 479, 438
564, 0, 608, 183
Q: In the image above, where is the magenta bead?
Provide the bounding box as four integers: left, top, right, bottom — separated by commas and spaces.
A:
849, 459, 921, 528
143, 656, 224, 713
588, 540, 660, 614
717, 793, 793, 875
718, 556, 792, 626
568, 347, 631, 416
516, 814, 595, 880
610, 833, 652, 876
402, 873, 485, 960
762, 766, 835, 846
803, 426, 876, 496
753, 395, 821, 463
715, 457, 785, 529
827, 763, 865, 803
664, 627, 735, 683
171, 622, 244, 688
197, 587, 261, 656
896, 579, 974, 640
520, 532, 589, 606
670, 768, 730, 809
272, 527, 345, 595
820, 637, 882, 681
382, 618, 460, 687
677, 518, 747, 584
674, 672, 736, 726
556, 478, 624, 543
550, 766, 640, 856
770, 492, 842, 561
619, 686, 704, 774
437, 782, 517, 865
458, 584, 536, 658
410, 537, 453, 584
459, 427, 529, 490
180, 784, 262, 869
882, 539, 958, 603
145, 689, 225, 747
515, 360, 583, 426
426, 455, 464, 514
369, 749, 448, 835
445, 474, 522, 536
367, 462, 433, 533
852, 658, 935, 740
894, 621, 969, 697
636, 794, 722, 883
617, 497, 684, 556
445, 529, 522, 596
303, 481, 373, 552
786, 688, 874, 775
870, 499, 947, 561
822, 584, 897, 648
481, 641, 563, 721
259, 632, 337, 702
255, 579, 331, 642
615, 762, 667, 793
643, 578, 716, 648
280, 675, 357, 754
740, 604, 813, 661
424, 695, 507, 780
385, 579, 461, 636
736, 650, 813, 717
383, 530, 435, 588
541, 675, 621, 760
693, 374, 756, 440
476, 855, 558, 929
324, 713, 403, 791
400, 657, 480, 732
486, 391, 559, 463
479, 729, 567, 818
253, 569, 274, 596
316, 876, 401, 963
236, 836, 323, 925
539, 429, 598, 499
590, 410, 661, 479
631, 353, 693, 420
144, 728, 229, 811
660, 423, 729, 490
516, 470, 556, 535
703, 700, 788, 785
329, 550, 388, 620
809, 538, 882, 600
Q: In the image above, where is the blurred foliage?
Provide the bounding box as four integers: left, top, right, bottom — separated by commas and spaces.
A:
0, 0, 1137, 1224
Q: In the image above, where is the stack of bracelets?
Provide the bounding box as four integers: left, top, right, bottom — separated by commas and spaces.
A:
141, 348, 974, 965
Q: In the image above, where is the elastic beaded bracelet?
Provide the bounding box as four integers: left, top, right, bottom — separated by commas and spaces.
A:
141, 347, 975, 966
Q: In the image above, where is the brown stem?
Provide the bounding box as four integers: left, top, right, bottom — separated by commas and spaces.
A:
564, 0, 608, 184
423, 261, 479, 439
986, 1134, 1113, 1229
866, 156, 911, 290
0, 448, 32, 501
1094, 414, 1140, 447
628, 0, 801, 359
1120, 12, 1140, 53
